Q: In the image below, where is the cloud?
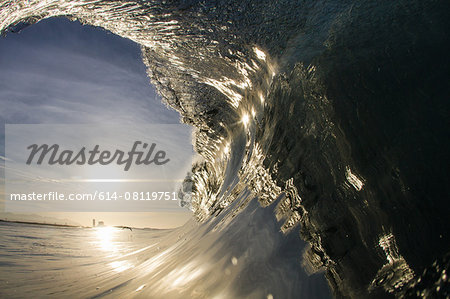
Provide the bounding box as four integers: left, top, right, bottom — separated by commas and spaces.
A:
0, 17, 193, 225
0, 17, 180, 126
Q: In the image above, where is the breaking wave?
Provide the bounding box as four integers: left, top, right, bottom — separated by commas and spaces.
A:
1, 0, 449, 297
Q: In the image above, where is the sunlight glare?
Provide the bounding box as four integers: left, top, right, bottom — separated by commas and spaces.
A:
241, 113, 250, 127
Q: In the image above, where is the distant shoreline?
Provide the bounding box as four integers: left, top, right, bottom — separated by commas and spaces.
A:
0, 219, 82, 228
0, 219, 174, 230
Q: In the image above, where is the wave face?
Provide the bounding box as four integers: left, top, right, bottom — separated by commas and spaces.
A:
1, 0, 449, 297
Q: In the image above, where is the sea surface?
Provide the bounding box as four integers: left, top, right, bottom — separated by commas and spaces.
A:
0, 212, 330, 298
0, 0, 449, 298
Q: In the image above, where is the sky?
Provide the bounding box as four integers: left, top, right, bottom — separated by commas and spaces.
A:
0, 17, 194, 228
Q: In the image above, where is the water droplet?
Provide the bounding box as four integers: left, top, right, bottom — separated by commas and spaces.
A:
231, 257, 238, 265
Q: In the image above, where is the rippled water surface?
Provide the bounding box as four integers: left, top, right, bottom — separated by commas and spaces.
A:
0, 208, 331, 299
0, 0, 449, 297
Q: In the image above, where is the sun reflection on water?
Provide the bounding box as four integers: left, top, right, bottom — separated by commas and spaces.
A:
109, 260, 133, 273
92, 226, 137, 273
94, 226, 118, 253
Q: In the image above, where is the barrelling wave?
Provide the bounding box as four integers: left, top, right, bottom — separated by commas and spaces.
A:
1, 0, 449, 298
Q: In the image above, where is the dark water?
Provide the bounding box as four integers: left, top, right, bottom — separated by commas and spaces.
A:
1, 0, 449, 298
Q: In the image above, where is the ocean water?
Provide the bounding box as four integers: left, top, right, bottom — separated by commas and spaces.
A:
0, 0, 449, 298
0, 206, 330, 299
